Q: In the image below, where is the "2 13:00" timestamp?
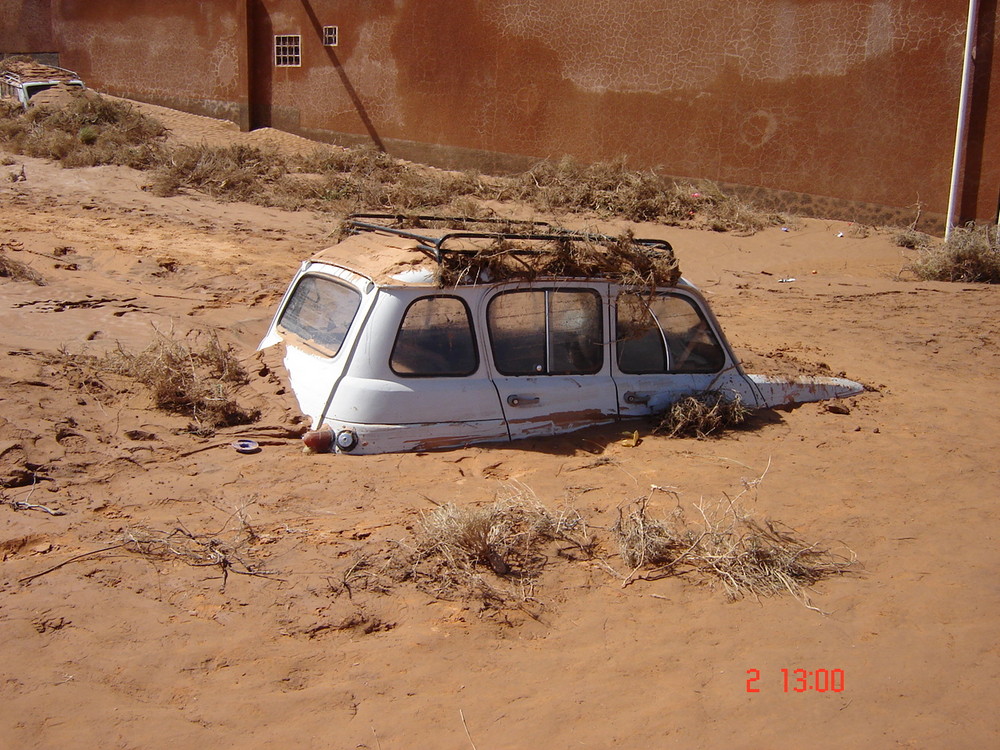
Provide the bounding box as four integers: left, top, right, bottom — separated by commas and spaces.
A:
746, 668, 846, 693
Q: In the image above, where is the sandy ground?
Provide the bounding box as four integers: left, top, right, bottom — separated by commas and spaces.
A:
1, 104, 999, 749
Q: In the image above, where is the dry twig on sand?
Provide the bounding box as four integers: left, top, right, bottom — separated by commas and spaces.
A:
122, 502, 280, 589
0, 240, 45, 285
3, 494, 66, 516
2, 481, 66, 516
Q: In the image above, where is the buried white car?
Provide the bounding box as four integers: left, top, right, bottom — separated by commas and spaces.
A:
259, 214, 862, 454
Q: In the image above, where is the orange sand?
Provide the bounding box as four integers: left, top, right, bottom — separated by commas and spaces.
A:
1, 103, 998, 749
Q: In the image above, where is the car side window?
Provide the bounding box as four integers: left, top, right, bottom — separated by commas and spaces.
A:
616, 293, 725, 373
488, 289, 603, 375
390, 296, 478, 377
278, 275, 361, 357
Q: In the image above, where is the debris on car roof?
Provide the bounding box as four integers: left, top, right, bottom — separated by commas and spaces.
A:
337, 213, 682, 288
0, 58, 86, 109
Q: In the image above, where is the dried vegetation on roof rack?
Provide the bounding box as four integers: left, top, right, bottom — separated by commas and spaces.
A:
346, 214, 682, 288
435, 231, 681, 287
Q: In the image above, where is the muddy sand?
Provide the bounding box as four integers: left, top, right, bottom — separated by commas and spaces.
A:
1, 105, 998, 749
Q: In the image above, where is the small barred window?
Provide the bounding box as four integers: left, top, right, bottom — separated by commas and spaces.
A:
274, 35, 301, 67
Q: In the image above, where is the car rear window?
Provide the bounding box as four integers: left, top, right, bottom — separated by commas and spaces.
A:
390, 296, 478, 377
616, 293, 725, 373
277, 275, 361, 356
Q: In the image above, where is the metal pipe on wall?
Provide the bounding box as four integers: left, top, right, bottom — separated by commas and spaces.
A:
946, 0, 981, 240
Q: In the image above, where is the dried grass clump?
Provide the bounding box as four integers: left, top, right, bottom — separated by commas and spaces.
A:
102, 331, 258, 431
1, 88, 780, 231
147, 143, 292, 202
50, 330, 259, 433
893, 227, 932, 251
0, 92, 166, 168
615, 488, 855, 608
907, 224, 1000, 283
0, 240, 44, 284
0, 98, 22, 120
399, 486, 592, 609
338, 476, 854, 615
692, 184, 785, 234
148, 142, 481, 212
297, 144, 400, 176
614, 496, 686, 570
653, 391, 751, 438
318, 162, 479, 211
437, 229, 680, 288
510, 156, 670, 222
0, 55, 34, 72
502, 156, 783, 232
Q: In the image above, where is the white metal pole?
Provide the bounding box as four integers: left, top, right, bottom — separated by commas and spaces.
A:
946, 0, 980, 240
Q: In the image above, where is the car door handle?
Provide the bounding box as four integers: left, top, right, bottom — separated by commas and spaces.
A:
507, 394, 540, 407
624, 392, 651, 404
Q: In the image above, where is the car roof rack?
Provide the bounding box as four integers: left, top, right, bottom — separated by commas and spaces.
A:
0, 62, 82, 87
344, 212, 673, 264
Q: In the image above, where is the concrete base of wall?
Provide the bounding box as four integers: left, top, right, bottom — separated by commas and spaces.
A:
106, 90, 248, 133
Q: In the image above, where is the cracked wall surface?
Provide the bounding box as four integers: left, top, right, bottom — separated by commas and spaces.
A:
51, 0, 249, 123
4, 0, 998, 228
267, 0, 990, 227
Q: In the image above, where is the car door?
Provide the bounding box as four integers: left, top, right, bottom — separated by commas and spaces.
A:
611, 287, 759, 416
483, 283, 619, 439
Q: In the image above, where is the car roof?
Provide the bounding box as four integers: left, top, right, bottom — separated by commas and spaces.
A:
311, 230, 435, 285
309, 213, 683, 289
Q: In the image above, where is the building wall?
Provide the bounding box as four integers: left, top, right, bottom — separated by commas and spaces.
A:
3, 1, 998, 231
50, 0, 250, 127
0, 0, 52, 54
250, 0, 999, 230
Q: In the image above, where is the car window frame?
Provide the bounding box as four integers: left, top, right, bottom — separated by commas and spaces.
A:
615, 291, 726, 374
486, 287, 604, 377
389, 294, 480, 378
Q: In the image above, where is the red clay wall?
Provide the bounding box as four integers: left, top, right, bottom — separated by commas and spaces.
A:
0, 0, 52, 54
50, 0, 250, 127
251, 0, 997, 229
3, 1, 998, 230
